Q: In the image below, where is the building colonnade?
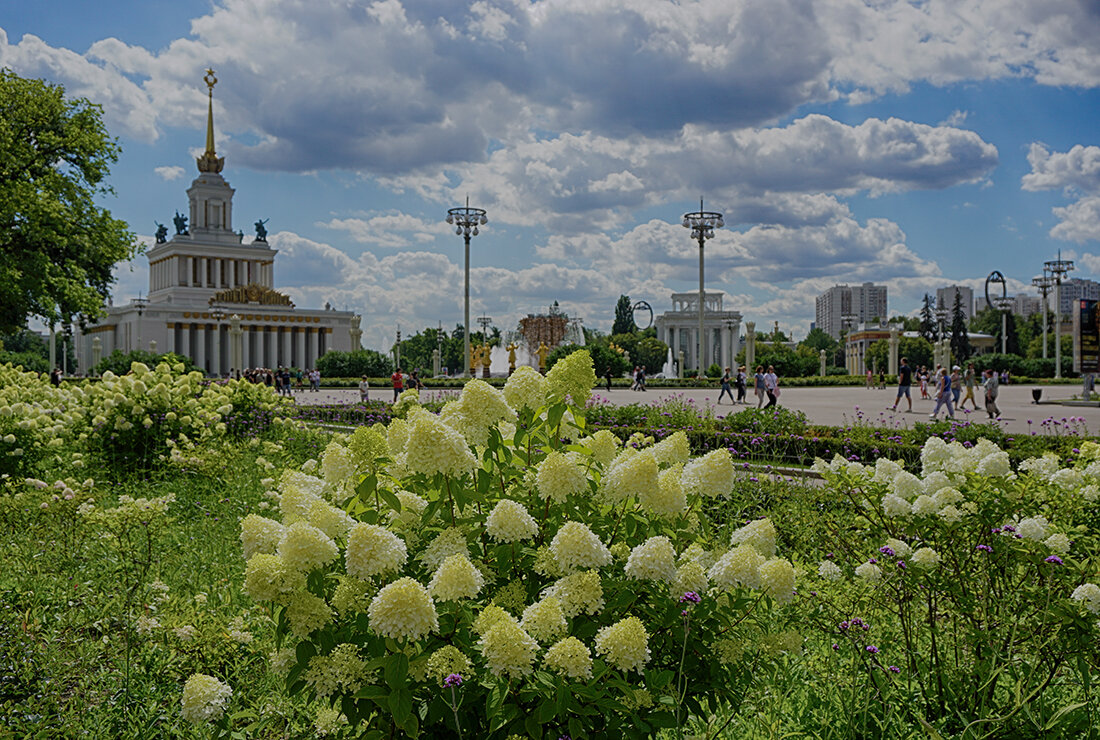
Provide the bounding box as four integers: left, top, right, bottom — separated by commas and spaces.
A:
147, 255, 275, 292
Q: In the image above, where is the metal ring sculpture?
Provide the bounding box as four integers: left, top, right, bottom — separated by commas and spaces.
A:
985, 270, 1007, 312
631, 300, 654, 330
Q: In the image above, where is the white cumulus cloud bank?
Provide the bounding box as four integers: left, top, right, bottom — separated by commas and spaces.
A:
1023, 144, 1100, 244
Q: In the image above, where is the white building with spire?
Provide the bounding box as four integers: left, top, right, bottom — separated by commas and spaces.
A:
77, 70, 358, 376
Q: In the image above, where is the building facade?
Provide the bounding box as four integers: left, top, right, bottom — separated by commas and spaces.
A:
936, 285, 974, 320
76, 73, 357, 376
815, 283, 888, 339
655, 292, 741, 373
1057, 278, 1100, 316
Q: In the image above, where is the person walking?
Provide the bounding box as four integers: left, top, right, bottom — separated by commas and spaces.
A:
604, 367, 612, 393
961, 363, 979, 410
866, 369, 873, 390
984, 368, 1001, 419
630, 366, 640, 391
763, 365, 779, 408
735, 366, 747, 404
637, 366, 647, 391
358, 375, 370, 403
890, 357, 913, 412
929, 367, 955, 420
718, 367, 734, 404
391, 367, 404, 402
754, 365, 766, 408
878, 368, 886, 390
950, 365, 962, 407
919, 366, 929, 399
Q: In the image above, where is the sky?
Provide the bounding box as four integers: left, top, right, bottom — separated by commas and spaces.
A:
4, 0, 1100, 349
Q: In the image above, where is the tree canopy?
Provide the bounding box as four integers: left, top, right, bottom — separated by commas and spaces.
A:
0, 71, 138, 334
611, 295, 636, 335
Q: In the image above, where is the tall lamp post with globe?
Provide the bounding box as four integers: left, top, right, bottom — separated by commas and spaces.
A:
133, 295, 149, 353
1044, 254, 1074, 378
446, 198, 488, 377
1031, 274, 1055, 359
682, 198, 723, 374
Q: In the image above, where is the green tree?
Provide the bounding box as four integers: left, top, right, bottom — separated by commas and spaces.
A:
949, 289, 971, 362
0, 71, 139, 334
612, 295, 635, 335
919, 294, 936, 343
970, 307, 1021, 356
799, 327, 838, 356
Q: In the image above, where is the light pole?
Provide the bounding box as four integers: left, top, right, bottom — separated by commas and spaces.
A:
725, 318, 735, 370
1031, 274, 1055, 359
394, 328, 402, 371
133, 295, 148, 352
210, 303, 226, 377
446, 197, 488, 377
842, 314, 857, 373
682, 198, 723, 374
1045, 253, 1075, 378
62, 323, 72, 375
994, 297, 1014, 354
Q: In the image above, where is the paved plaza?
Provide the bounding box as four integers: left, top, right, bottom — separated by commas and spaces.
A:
293, 381, 1100, 436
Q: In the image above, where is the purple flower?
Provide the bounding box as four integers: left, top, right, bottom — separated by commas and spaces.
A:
832, 643, 839, 651
888, 665, 901, 673
679, 591, 701, 604
879, 546, 895, 557
443, 673, 463, 688
1045, 555, 1064, 565
866, 645, 879, 654
976, 544, 993, 553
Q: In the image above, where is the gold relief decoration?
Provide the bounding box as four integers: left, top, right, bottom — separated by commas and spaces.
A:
209, 283, 295, 308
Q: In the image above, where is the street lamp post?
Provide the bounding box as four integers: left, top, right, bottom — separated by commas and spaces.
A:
1031, 274, 1055, 359
682, 198, 723, 374
994, 297, 1014, 354
210, 303, 226, 377
133, 295, 149, 352
395, 328, 402, 371
1044, 254, 1075, 378
725, 319, 735, 370
446, 197, 488, 377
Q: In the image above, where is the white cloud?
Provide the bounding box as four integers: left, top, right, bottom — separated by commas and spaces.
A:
154, 165, 185, 180
1023, 143, 1100, 243
0, 0, 1086, 176
318, 212, 451, 248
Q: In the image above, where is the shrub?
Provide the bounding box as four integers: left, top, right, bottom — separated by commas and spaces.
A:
244, 351, 801, 738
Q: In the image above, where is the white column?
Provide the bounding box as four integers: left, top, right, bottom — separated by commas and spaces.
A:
179, 323, 191, 361
163, 322, 174, 354
731, 320, 741, 368
185, 257, 193, 286
195, 325, 207, 373
241, 326, 251, 369
721, 326, 729, 370
295, 328, 305, 369
280, 327, 290, 366
211, 325, 221, 377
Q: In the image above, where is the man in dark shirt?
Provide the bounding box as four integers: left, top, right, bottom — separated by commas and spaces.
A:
891, 357, 913, 412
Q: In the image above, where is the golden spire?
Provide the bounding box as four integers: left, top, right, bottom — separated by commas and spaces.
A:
196, 68, 225, 173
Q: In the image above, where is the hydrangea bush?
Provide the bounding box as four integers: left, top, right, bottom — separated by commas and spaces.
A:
808, 437, 1100, 735
241, 351, 801, 738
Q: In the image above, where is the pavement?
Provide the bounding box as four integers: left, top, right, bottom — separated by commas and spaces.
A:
291, 382, 1100, 436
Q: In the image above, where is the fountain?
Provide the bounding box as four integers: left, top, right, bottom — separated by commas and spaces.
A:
661, 347, 676, 378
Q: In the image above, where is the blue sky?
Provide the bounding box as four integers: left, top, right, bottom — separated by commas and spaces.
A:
4, 0, 1100, 349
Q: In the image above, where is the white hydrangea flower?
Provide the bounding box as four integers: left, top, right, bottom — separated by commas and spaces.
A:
485, 499, 538, 543
623, 536, 677, 583
729, 518, 776, 558
817, 560, 842, 581
1017, 516, 1049, 541
1072, 583, 1100, 614
854, 562, 881, 582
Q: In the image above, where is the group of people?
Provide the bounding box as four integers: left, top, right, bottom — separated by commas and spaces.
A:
717, 365, 779, 408
890, 358, 1001, 419
384, 368, 423, 402
630, 366, 647, 391
237, 367, 322, 394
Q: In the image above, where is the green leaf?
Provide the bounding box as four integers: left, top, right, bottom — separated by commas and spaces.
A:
538, 698, 557, 723
385, 652, 409, 691
378, 488, 402, 513
1044, 701, 1089, 730
388, 687, 413, 727
355, 474, 377, 500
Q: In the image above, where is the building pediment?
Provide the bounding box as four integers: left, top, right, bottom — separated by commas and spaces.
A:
209, 283, 294, 308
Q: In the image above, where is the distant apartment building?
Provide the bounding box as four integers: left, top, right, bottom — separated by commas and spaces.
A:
815, 282, 888, 339
936, 285, 974, 320
1014, 294, 1041, 317
1056, 278, 1100, 315
975, 293, 1041, 316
